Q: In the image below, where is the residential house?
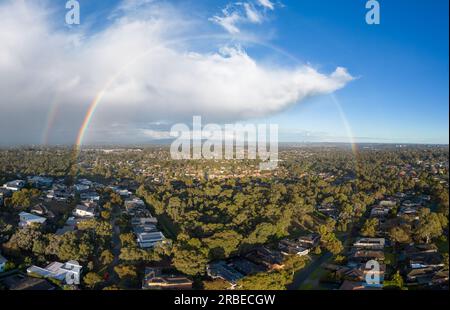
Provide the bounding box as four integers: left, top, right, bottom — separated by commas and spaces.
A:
74, 184, 90, 192
245, 247, 284, 270
3, 180, 25, 192
133, 222, 158, 235
228, 258, 266, 276
406, 267, 448, 287
19, 212, 47, 227
47, 183, 74, 201
125, 196, 145, 207
335, 266, 364, 282
278, 239, 310, 256
353, 238, 385, 250
370, 205, 390, 218
207, 261, 244, 287
317, 204, 338, 219
403, 244, 438, 256
136, 231, 165, 248
350, 250, 385, 264
27, 260, 82, 285
142, 267, 193, 290
131, 216, 158, 226
407, 252, 444, 269
125, 198, 152, 218
297, 233, 320, 248
117, 189, 132, 198
30, 204, 54, 219
398, 207, 419, 218
402, 200, 422, 208
379, 200, 397, 208
80, 191, 100, 202
73, 205, 96, 218
431, 270, 449, 287
77, 179, 93, 187
27, 176, 53, 189
406, 267, 440, 286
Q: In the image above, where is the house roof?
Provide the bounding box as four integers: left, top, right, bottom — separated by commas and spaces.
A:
409, 252, 443, 266
27, 261, 82, 282
137, 231, 165, 242
143, 267, 193, 288
207, 261, 244, 284
19, 212, 46, 223
229, 258, 265, 275
74, 205, 95, 213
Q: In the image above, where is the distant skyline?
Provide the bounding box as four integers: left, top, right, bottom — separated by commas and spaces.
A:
0, 0, 448, 146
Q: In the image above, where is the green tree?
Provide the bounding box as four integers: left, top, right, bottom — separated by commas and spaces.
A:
361, 218, 379, 237
389, 226, 410, 244
172, 246, 208, 276
383, 271, 404, 289
114, 264, 137, 280
415, 209, 445, 243
84, 272, 103, 289
100, 250, 114, 266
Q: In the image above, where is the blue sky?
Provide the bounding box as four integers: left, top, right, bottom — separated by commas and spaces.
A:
73, 0, 450, 144
0, 0, 448, 145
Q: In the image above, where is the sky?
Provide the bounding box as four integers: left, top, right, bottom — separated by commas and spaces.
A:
0, 0, 448, 146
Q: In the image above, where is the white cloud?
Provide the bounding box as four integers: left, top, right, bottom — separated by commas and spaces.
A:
0, 0, 353, 145
243, 3, 262, 23
141, 129, 172, 140
209, 1, 274, 34
257, 0, 275, 10
209, 6, 242, 34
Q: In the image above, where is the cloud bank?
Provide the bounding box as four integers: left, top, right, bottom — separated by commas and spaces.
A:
209, 0, 277, 34
0, 0, 353, 145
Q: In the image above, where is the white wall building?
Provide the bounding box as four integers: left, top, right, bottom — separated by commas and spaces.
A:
27, 260, 83, 284
19, 212, 47, 227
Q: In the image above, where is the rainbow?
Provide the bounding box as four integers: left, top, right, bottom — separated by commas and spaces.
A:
42, 95, 61, 145
76, 84, 112, 148
70, 36, 359, 160
72, 35, 303, 152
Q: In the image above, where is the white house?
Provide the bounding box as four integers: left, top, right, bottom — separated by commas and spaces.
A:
19, 212, 47, 227
74, 184, 90, 191
125, 197, 145, 208
117, 189, 132, 197
73, 205, 96, 218
0, 254, 7, 273
278, 239, 310, 256
137, 231, 165, 249
80, 192, 100, 201
27, 260, 82, 284
3, 180, 25, 191
354, 238, 385, 250
370, 205, 390, 218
